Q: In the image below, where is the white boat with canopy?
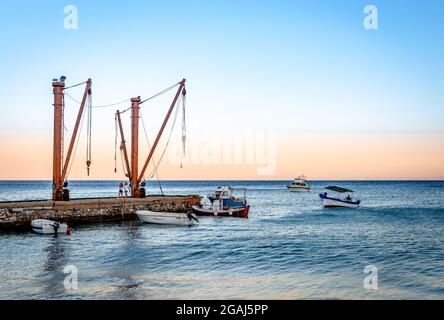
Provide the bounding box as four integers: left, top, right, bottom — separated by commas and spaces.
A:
319, 186, 361, 208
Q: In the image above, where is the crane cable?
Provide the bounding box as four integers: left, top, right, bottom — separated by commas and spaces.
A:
181, 87, 187, 168
119, 145, 128, 178
92, 98, 130, 108
140, 82, 180, 104
63, 81, 87, 91
63, 89, 92, 178
140, 93, 183, 193
114, 113, 129, 177
86, 90, 92, 175
61, 92, 65, 168
140, 108, 164, 196
114, 114, 118, 173
64, 80, 179, 109
65, 99, 87, 180
64, 91, 129, 109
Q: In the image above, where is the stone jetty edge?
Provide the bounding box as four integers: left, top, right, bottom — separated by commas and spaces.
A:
0, 195, 201, 231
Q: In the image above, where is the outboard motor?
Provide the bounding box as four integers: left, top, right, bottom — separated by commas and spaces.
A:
52, 222, 60, 235
187, 212, 199, 222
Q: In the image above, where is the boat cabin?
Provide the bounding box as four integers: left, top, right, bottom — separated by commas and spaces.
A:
208, 186, 247, 208
287, 175, 310, 191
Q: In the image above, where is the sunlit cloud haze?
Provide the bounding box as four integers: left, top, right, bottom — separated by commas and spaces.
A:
0, 0, 443, 180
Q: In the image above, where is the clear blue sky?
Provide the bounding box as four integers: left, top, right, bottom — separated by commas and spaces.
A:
0, 0, 442, 136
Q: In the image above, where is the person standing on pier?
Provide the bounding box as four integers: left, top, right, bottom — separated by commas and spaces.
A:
118, 183, 124, 198
124, 182, 129, 197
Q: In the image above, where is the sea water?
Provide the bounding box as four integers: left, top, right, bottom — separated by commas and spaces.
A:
0, 180, 443, 299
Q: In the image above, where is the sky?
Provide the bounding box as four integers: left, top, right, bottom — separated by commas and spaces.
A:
0, 0, 443, 180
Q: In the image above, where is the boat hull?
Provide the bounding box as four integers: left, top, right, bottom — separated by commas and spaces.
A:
192, 205, 250, 218
319, 194, 360, 208
287, 186, 310, 192
136, 210, 198, 226
31, 219, 68, 234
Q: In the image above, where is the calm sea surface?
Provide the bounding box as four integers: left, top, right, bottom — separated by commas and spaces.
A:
0, 180, 443, 299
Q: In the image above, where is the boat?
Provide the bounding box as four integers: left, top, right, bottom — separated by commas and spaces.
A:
31, 219, 69, 234
287, 175, 310, 191
319, 186, 361, 208
192, 203, 250, 218
192, 186, 250, 218
136, 210, 199, 226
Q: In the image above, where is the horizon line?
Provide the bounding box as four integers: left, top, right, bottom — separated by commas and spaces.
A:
1, 179, 443, 182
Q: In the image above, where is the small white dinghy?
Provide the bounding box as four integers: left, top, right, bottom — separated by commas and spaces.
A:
136, 210, 199, 226
31, 219, 69, 235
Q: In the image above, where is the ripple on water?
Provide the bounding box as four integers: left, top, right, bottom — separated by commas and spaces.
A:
0, 180, 443, 299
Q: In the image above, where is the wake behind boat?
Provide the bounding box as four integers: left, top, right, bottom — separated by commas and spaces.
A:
319, 186, 361, 208
136, 210, 199, 226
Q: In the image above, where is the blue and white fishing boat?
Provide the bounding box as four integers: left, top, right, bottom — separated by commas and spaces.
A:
319, 186, 361, 208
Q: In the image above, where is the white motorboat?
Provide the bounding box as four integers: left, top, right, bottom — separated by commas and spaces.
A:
31, 219, 69, 234
287, 175, 310, 191
136, 210, 199, 226
319, 186, 361, 208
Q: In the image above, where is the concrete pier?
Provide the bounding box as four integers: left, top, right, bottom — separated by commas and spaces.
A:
0, 195, 201, 231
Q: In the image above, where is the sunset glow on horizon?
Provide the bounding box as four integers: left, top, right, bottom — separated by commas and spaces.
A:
1, 132, 442, 181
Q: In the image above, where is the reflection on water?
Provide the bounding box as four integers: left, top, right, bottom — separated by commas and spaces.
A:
44, 237, 68, 271
0, 180, 443, 299
41, 236, 70, 297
